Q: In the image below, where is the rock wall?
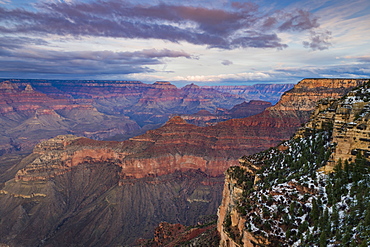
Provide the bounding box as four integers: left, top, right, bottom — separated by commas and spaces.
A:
218, 169, 268, 247
295, 80, 370, 172
0, 81, 140, 154
0, 79, 291, 154
13, 79, 366, 187
217, 79, 370, 246
1, 164, 224, 246
179, 100, 272, 126
0, 78, 367, 246
206, 84, 294, 105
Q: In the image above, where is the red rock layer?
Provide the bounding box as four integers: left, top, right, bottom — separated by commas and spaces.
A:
0, 81, 140, 153
14, 79, 367, 182
180, 100, 272, 126
136, 221, 219, 247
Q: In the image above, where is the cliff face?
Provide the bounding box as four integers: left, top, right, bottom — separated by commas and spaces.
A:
135, 219, 220, 247
13, 118, 237, 183
0, 81, 140, 154
0, 79, 290, 153
211, 79, 366, 156
218, 168, 267, 247
207, 84, 295, 105
272, 78, 364, 111
218, 79, 370, 246
0, 78, 366, 246
1, 161, 224, 246
7, 79, 247, 128
295, 81, 370, 171
179, 100, 272, 126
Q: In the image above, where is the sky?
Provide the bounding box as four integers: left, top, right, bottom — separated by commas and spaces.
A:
0, 0, 369, 86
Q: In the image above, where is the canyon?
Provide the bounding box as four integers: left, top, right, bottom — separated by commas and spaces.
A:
0, 78, 367, 246
0, 79, 291, 155
0, 80, 139, 154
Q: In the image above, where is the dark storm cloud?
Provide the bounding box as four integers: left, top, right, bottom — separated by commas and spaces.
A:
0, 0, 325, 49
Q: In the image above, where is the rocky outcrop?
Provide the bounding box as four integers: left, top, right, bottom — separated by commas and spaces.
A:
295, 80, 370, 172
218, 167, 269, 247
5, 79, 247, 128
1, 79, 290, 152
11, 78, 365, 190
217, 79, 370, 246
0, 78, 366, 246
136, 219, 220, 247
179, 100, 272, 126
0, 81, 140, 154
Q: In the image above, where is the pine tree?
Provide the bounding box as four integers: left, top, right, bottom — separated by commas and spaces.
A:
359, 239, 369, 247
331, 205, 339, 230
364, 203, 370, 226
319, 231, 327, 247
320, 208, 329, 232
311, 198, 320, 224
342, 228, 352, 246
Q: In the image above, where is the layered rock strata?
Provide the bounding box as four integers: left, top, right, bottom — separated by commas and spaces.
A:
0, 79, 291, 154
0, 81, 139, 154
7, 78, 365, 194
179, 100, 272, 126
0, 78, 366, 246
5, 79, 247, 128
206, 84, 295, 105
217, 79, 370, 246
136, 220, 220, 246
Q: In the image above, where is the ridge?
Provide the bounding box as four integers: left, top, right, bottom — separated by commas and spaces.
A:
218, 79, 370, 246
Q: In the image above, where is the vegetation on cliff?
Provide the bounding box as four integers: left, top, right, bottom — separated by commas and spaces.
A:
235, 130, 370, 246
221, 80, 370, 246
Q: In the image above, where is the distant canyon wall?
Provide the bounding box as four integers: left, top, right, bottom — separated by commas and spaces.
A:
0, 79, 291, 155
0, 78, 366, 246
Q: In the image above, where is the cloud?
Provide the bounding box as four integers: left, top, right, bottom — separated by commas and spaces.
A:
172, 71, 271, 82
0, 47, 192, 76
221, 59, 233, 66
0, 0, 11, 4
0, 36, 49, 49
0, 1, 325, 49
275, 63, 370, 79
357, 57, 370, 63
277, 9, 319, 32
174, 61, 370, 84
303, 29, 332, 50
347, 56, 370, 63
